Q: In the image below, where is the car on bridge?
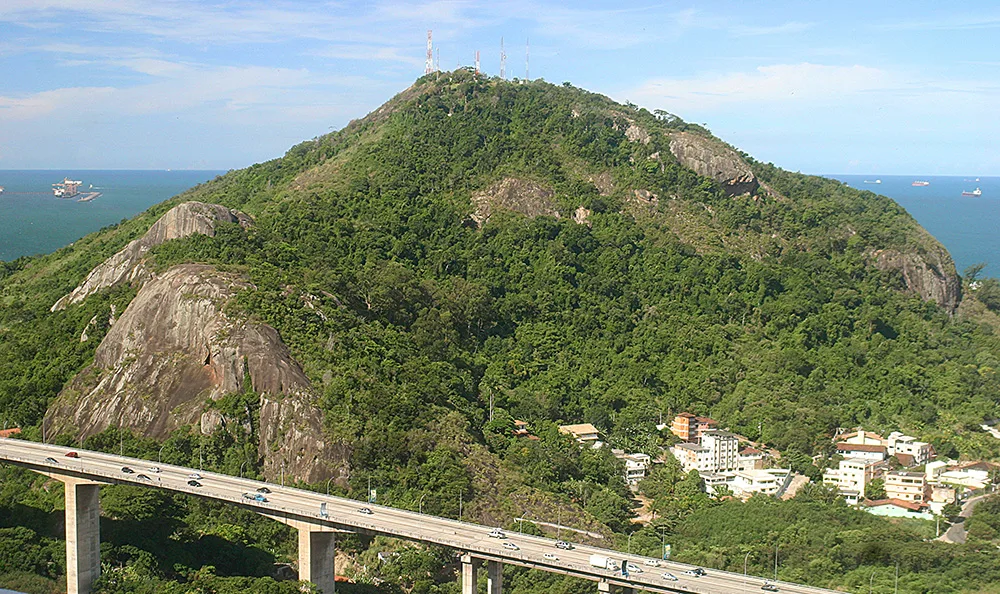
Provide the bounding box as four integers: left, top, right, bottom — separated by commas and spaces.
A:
256, 487, 271, 494
188, 473, 202, 480
121, 467, 134, 474
187, 480, 202, 487
543, 553, 558, 561
554, 540, 573, 550
644, 559, 661, 568
148, 466, 161, 473
762, 582, 779, 592
358, 507, 374, 515
243, 492, 268, 503
65, 452, 79, 458
44, 457, 58, 464
683, 568, 706, 577
488, 529, 506, 539
502, 542, 519, 551
625, 562, 643, 574
136, 474, 151, 481
661, 573, 678, 581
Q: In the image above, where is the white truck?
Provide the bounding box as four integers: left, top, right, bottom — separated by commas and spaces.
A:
589, 554, 623, 572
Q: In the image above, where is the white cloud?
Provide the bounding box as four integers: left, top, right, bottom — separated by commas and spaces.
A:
626, 63, 893, 111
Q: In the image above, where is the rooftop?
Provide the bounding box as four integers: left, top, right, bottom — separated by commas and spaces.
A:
674, 442, 709, 452
559, 423, 600, 437
865, 498, 928, 512
836, 443, 886, 453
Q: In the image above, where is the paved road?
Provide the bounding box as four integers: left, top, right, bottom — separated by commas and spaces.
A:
0, 438, 846, 594
938, 493, 992, 544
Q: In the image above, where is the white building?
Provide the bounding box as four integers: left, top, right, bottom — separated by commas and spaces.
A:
615, 451, 652, 486
699, 472, 732, 495
835, 442, 886, 462
884, 471, 928, 503
738, 447, 764, 471
824, 457, 875, 498
672, 442, 712, 473
886, 432, 933, 466
731, 469, 785, 497
700, 430, 740, 472
937, 463, 991, 490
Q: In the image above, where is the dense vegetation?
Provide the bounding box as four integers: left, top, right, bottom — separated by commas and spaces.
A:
3, 71, 1000, 592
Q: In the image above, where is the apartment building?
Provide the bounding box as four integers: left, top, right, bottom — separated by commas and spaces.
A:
884, 471, 929, 503
672, 442, 712, 473
823, 457, 876, 502
670, 412, 718, 443
886, 432, 933, 466
701, 430, 740, 472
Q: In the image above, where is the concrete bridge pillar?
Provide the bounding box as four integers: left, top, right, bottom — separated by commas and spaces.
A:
597, 580, 611, 593
298, 529, 336, 593
461, 554, 478, 594
487, 559, 503, 594
64, 478, 102, 594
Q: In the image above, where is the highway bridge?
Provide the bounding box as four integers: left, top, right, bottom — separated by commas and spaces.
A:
0, 438, 844, 594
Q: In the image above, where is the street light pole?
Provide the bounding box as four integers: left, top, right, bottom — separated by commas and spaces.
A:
627, 532, 633, 556
158, 444, 166, 465
870, 570, 876, 594
419, 493, 426, 514
895, 560, 899, 594
240, 461, 247, 479
327, 478, 334, 496
744, 550, 752, 593
774, 544, 778, 581
557, 503, 562, 540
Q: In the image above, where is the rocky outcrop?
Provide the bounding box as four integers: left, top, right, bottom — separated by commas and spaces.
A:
668, 132, 759, 196
51, 201, 252, 311
47, 264, 340, 481
873, 242, 961, 313
470, 178, 559, 226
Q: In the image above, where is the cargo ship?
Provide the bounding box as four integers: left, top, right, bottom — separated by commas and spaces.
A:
962, 188, 982, 197
53, 178, 82, 198
911, 180, 930, 187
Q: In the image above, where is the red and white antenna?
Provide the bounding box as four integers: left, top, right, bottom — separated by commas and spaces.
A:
500, 37, 506, 79
475, 50, 480, 75
525, 37, 529, 80
425, 30, 433, 74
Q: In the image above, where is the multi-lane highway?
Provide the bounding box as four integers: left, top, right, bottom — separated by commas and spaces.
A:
0, 438, 845, 594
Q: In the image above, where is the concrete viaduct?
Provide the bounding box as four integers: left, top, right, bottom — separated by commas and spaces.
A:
0, 439, 842, 594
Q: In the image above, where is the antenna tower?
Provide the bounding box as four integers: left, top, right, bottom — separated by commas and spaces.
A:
475, 50, 480, 75
525, 37, 529, 80
500, 37, 506, 79
435, 48, 440, 72
425, 30, 433, 74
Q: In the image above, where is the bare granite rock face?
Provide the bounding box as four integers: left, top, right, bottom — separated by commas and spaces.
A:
873, 243, 961, 314
668, 132, 759, 196
51, 201, 252, 311
47, 263, 340, 481
470, 178, 559, 226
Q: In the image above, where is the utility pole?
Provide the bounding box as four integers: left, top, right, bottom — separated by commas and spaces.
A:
774, 543, 778, 580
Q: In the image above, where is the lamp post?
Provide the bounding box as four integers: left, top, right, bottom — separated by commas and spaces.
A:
240, 461, 247, 479
327, 478, 334, 496
660, 528, 667, 560
774, 543, 778, 581
744, 550, 752, 592
158, 444, 166, 465
869, 570, 876, 594
894, 561, 899, 594
419, 493, 426, 515
557, 503, 562, 540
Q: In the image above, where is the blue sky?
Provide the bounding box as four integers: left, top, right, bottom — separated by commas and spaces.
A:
1, 1, 998, 174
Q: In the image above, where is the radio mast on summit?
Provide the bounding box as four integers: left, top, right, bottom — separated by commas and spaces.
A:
475, 50, 480, 76
500, 37, 506, 79
425, 30, 433, 74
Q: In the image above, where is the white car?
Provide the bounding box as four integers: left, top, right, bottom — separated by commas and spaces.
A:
543, 553, 558, 561
644, 559, 661, 568
188, 473, 202, 480
148, 467, 162, 473
661, 573, 679, 581
488, 529, 506, 539
502, 542, 519, 551
625, 563, 643, 574
683, 568, 707, 577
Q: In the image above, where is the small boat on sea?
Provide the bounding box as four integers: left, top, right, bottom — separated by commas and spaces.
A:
864, 179, 882, 184
962, 188, 982, 197
912, 181, 930, 187
0, 186, 4, 195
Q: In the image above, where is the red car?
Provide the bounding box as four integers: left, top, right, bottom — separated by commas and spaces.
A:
65, 452, 79, 458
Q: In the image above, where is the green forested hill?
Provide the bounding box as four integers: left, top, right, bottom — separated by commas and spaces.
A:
2, 71, 1000, 593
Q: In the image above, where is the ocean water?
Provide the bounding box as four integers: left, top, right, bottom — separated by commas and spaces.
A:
0, 170, 224, 262
1, 170, 997, 281
828, 175, 1000, 278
